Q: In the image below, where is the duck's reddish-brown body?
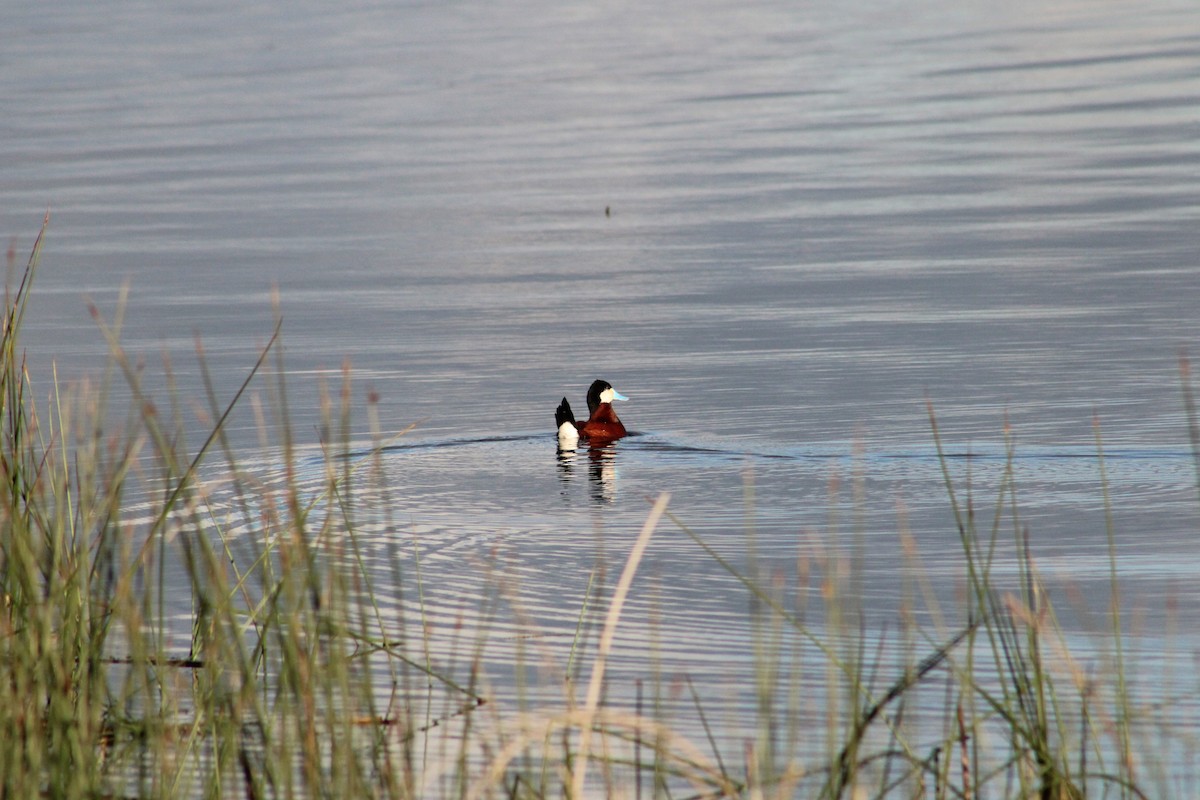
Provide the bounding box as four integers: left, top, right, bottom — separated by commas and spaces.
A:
573, 403, 626, 442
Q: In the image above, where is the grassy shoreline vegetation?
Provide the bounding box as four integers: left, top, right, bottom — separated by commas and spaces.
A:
2, 214, 1196, 798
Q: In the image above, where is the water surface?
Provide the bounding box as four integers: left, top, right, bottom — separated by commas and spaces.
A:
3, 0, 1200, 779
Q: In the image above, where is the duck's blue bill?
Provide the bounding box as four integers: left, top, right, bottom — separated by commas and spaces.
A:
612, 391, 629, 401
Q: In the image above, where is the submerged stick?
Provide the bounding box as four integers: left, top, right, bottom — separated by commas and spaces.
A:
825, 620, 980, 798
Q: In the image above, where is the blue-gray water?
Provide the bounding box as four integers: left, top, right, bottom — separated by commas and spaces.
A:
4, 0, 1200, 783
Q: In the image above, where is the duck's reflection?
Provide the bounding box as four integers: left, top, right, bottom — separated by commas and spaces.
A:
557, 442, 620, 504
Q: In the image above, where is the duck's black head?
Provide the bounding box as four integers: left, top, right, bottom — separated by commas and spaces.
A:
586, 379, 627, 415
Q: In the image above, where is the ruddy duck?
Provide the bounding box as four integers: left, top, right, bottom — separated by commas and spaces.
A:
555, 379, 628, 449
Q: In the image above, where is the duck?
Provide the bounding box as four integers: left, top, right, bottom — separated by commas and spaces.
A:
555, 379, 629, 449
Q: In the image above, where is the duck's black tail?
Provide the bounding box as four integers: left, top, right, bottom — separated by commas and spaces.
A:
555, 397, 575, 428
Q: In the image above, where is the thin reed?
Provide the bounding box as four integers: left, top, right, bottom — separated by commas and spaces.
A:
0, 215, 1194, 798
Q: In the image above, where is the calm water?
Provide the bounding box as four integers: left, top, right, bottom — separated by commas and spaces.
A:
4, 0, 1200, 779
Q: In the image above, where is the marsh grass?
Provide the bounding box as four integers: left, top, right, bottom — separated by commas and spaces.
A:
1, 215, 1194, 798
